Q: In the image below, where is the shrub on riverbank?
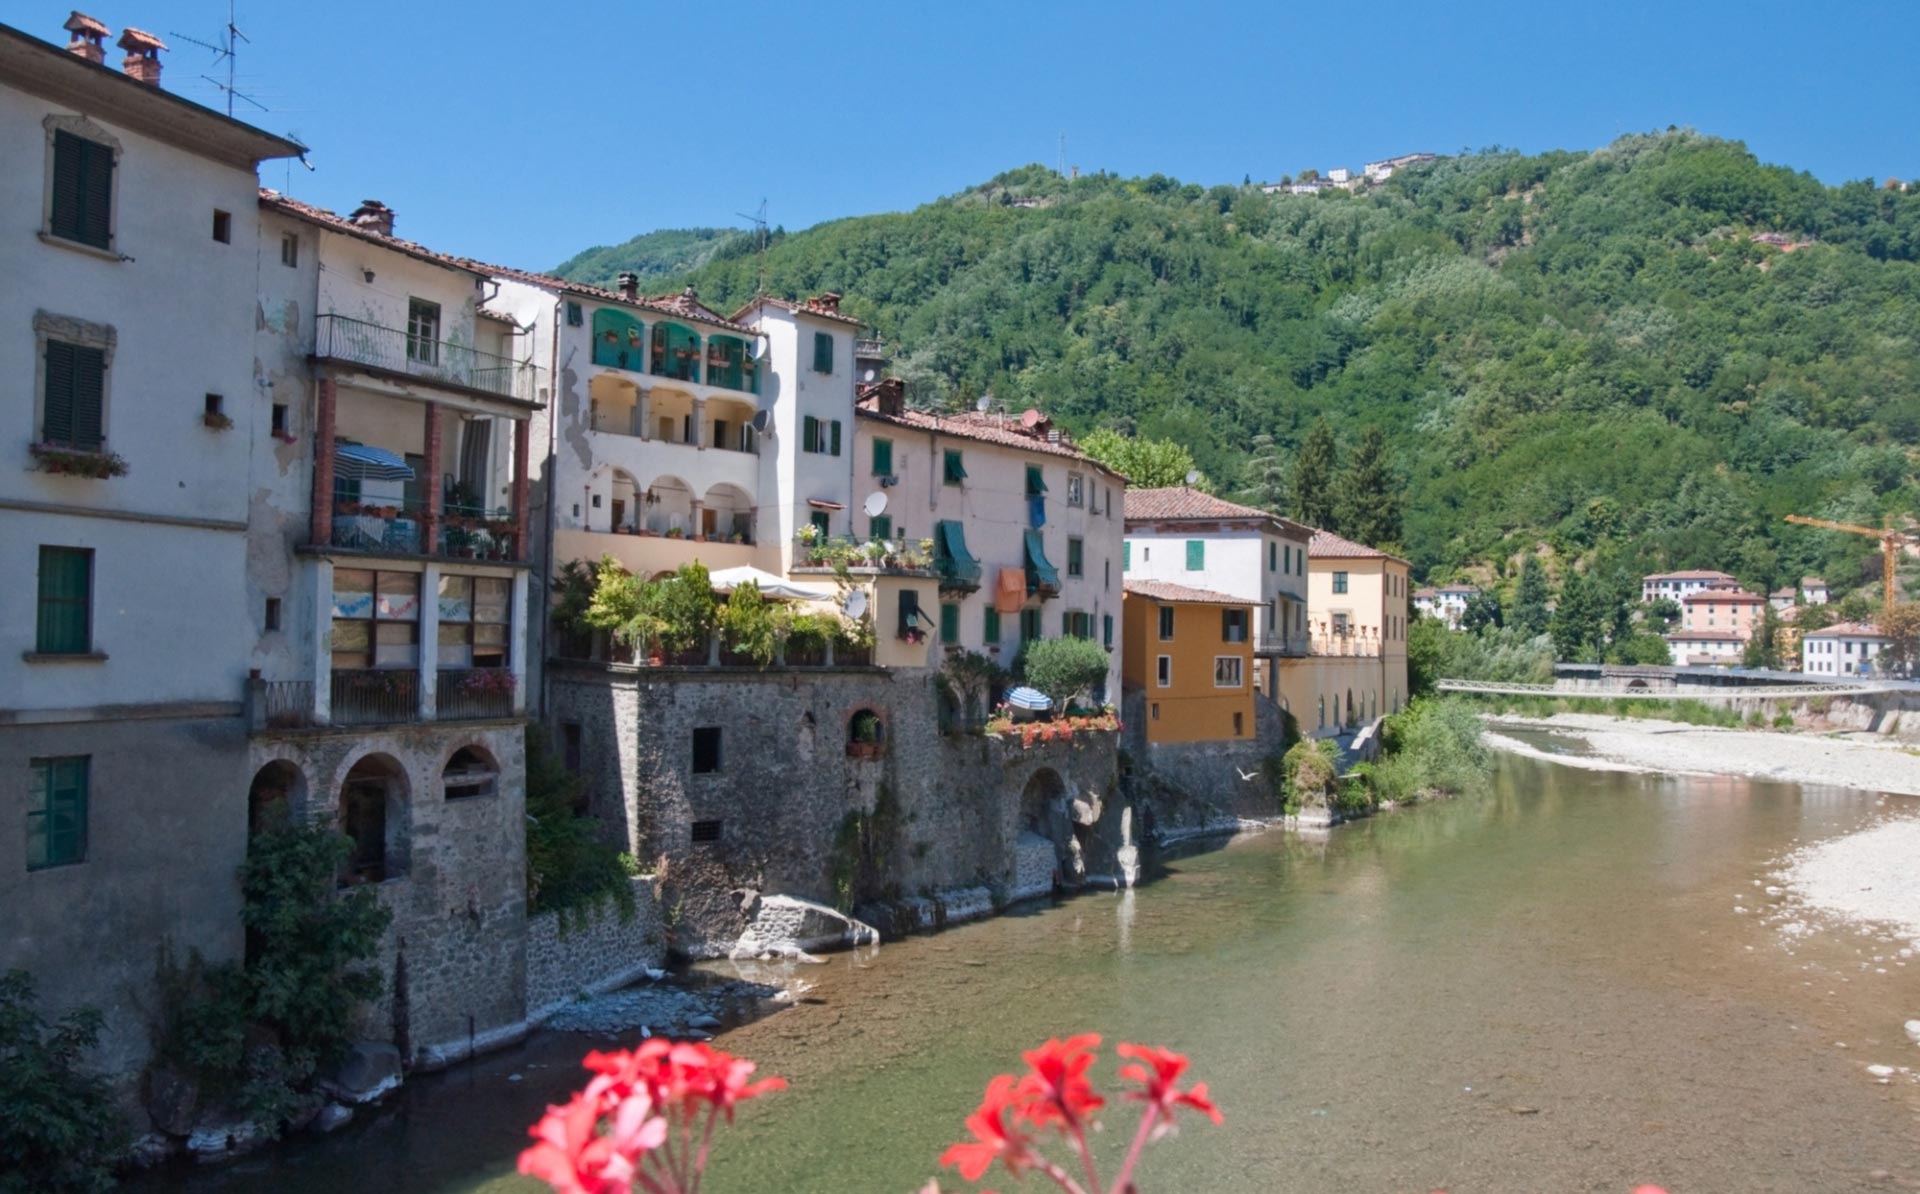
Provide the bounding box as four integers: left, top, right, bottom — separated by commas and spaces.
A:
1469, 693, 1745, 728
1282, 738, 1342, 814
1361, 698, 1493, 805
1409, 621, 1554, 696
526, 726, 638, 924
0, 970, 125, 1193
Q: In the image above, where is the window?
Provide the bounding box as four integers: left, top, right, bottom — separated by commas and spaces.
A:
436, 575, 512, 668
1103, 613, 1113, 648
872, 437, 893, 476
1233, 711, 1244, 737
442, 746, 497, 799
1123, 541, 1130, 572
810, 510, 831, 538
1269, 542, 1277, 572
1067, 537, 1084, 578
211, 209, 231, 243
27, 756, 88, 869
279, 232, 299, 267
36, 546, 92, 655
1066, 472, 1084, 507
691, 727, 723, 774
406, 299, 441, 364
983, 607, 1001, 646
270, 403, 289, 437
691, 818, 724, 844
944, 449, 967, 486
49, 129, 114, 250
1151, 702, 1160, 721
1020, 608, 1042, 642
41, 338, 107, 451
264, 597, 282, 632
870, 514, 892, 542
940, 602, 960, 645
830, 420, 841, 456
565, 301, 583, 327
802, 416, 818, 452
1105, 559, 1111, 590
330, 569, 420, 669
802, 417, 842, 456
204, 393, 224, 420
1025, 465, 1048, 497
1158, 606, 1175, 640
1333, 571, 1349, 594
1062, 610, 1093, 639
1214, 656, 1244, 688
1333, 612, 1350, 636
1185, 540, 1204, 571
812, 331, 834, 373
1221, 608, 1248, 643
1156, 655, 1171, 687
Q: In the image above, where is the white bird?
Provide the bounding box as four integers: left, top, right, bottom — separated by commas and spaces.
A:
1236, 766, 1259, 781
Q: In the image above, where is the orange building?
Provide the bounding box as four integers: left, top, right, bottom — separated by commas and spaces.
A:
1121, 581, 1256, 744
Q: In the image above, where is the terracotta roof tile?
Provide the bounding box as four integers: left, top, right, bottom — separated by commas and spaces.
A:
853, 406, 1124, 475
1124, 580, 1247, 606
1308, 527, 1409, 565
731, 294, 866, 328
1682, 587, 1764, 604
1664, 630, 1744, 642
65, 12, 109, 37
117, 26, 165, 51
1644, 570, 1737, 581
642, 286, 737, 327
1803, 621, 1891, 640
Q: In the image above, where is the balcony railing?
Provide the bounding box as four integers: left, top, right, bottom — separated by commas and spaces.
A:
330, 668, 420, 726
261, 680, 316, 728
936, 556, 983, 592
1256, 632, 1311, 657
331, 498, 427, 555
316, 314, 544, 403
436, 668, 517, 720
1312, 635, 1381, 658
439, 503, 519, 561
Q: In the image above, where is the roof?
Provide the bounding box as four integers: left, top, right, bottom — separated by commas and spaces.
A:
1682, 587, 1764, 603
1770, 587, 1798, 597
1123, 488, 1310, 537
64, 12, 108, 37
1802, 577, 1828, 587
1124, 580, 1248, 607
1308, 528, 1409, 566
262, 191, 491, 281
1644, 570, 1737, 581
1664, 630, 1744, 642
853, 406, 1124, 476
0, 23, 302, 168
643, 286, 738, 328
483, 265, 756, 333
1804, 622, 1892, 640
731, 294, 865, 328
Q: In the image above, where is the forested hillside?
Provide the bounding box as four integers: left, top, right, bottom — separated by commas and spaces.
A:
556, 133, 1920, 595
553, 227, 745, 289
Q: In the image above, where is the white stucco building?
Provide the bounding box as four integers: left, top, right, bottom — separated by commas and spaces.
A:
1801, 577, 1830, 605
1664, 629, 1745, 666
1641, 569, 1738, 604
1802, 622, 1892, 676
1412, 583, 1480, 629
1123, 487, 1312, 658
0, 15, 301, 1073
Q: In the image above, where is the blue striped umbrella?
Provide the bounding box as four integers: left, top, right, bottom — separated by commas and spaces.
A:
1006, 686, 1052, 712
334, 442, 415, 481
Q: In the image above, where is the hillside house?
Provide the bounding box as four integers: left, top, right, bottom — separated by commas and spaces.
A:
1803, 622, 1892, 676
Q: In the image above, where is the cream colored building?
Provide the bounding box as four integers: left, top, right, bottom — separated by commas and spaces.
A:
1277, 529, 1411, 733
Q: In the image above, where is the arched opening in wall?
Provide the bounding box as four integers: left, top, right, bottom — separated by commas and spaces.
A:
608, 467, 642, 532
644, 475, 694, 536
1345, 689, 1355, 729
1019, 768, 1067, 836
1626, 679, 1650, 690
443, 744, 499, 800
588, 372, 641, 437
702, 483, 755, 544
339, 753, 409, 886
247, 760, 305, 841
848, 708, 886, 758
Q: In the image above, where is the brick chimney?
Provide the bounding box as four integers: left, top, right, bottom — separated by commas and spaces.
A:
617, 272, 639, 301
64, 11, 108, 64
806, 290, 843, 315
348, 200, 395, 238
116, 27, 165, 85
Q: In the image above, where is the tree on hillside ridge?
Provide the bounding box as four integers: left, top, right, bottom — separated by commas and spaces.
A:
1291, 421, 1338, 532
1239, 433, 1289, 514
1335, 426, 1402, 549
1512, 556, 1551, 637
1080, 429, 1210, 491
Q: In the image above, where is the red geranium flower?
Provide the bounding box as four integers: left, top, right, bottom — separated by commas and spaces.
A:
1116, 1043, 1223, 1125
1014, 1033, 1106, 1127
518, 1087, 666, 1194
941, 1074, 1034, 1182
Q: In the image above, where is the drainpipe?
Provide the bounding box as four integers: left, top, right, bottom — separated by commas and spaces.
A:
538, 298, 563, 721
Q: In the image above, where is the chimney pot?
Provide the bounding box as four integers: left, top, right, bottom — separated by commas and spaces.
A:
116, 26, 166, 86
348, 200, 395, 238
617, 272, 639, 300
64, 11, 108, 63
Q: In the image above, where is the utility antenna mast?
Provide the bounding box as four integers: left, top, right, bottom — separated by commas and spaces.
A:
172, 0, 262, 116
1058, 132, 1067, 176
735, 199, 769, 294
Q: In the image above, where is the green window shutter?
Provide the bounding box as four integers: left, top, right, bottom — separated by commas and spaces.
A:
27, 756, 88, 869
42, 340, 76, 446
41, 341, 103, 449
984, 608, 1001, 644
872, 438, 892, 476
940, 603, 959, 644
803, 415, 818, 453
1103, 613, 1113, 648
36, 547, 91, 654
1025, 465, 1047, 495
1122, 541, 1130, 571
944, 450, 967, 485
1269, 542, 1277, 571
870, 515, 892, 541
1067, 537, 1084, 577
51, 132, 113, 249
813, 332, 833, 373
1186, 540, 1204, 571
830, 420, 842, 457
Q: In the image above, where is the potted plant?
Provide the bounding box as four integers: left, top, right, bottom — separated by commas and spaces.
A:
29, 442, 130, 479
847, 710, 884, 759
201, 410, 233, 431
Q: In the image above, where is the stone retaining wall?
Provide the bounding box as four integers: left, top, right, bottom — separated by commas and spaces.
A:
525, 877, 665, 1023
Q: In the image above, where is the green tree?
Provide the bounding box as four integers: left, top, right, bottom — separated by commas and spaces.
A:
0, 971, 125, 1193
1018, 637, 1112, 710
1406, 613, 1450, 696
1742, 605, 1784, 669
1334, 425, 1402, 548
1512, 556, 1551, 637
1078, 428, 1209, 491
1460, 590, 1503, 634
1877, 605, 1920, 677
1238, 432, 1289, 513
1642, 597, 1682, 634
1551, 570, 1606, 661
1291, 420, 1339, 530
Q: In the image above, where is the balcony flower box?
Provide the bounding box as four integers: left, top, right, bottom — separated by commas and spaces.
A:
457, 669, 516, 699
846, 741, 884, 761
29, 443, 129, 479
201, 411, 233, 431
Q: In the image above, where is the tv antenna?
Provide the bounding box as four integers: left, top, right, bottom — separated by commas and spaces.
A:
172, 0, 262, 117
735, 198, 769, 294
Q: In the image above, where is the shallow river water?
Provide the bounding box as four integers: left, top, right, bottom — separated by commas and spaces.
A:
162, 751, 1920, 1193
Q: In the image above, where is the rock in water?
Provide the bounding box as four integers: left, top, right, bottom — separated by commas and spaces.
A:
730, 894, 878, 959
1904, 1019, 1920, 1045
145, 1062, 200, 1137
320, 1040, 403, 1105
314, 1103, 354, 1134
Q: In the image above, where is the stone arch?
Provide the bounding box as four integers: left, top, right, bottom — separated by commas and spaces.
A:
588, 370, 642, 436
1019, 767, 1068, 835
1626, 678, 1650, 690
442, 743, 499, 800
702, 482, 754, 543
608, 467, 642, 532
340, 752, 410, 886
247, 759, 305, 839
644, 474, 694, 535
847, 707, 886, 757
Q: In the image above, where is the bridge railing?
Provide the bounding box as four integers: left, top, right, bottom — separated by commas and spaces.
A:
1435, 678, 1891, 700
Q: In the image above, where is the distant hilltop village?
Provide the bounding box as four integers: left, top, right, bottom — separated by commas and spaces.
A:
1261, 152, 1440, 195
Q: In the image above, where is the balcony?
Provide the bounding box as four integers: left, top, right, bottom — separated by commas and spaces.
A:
436, 667, 516, 720
329, 668, 420, 726
1256, 632, 1311, 657
935, 556, 983, 593
330, 498, 426, 556
315, 314, 544, 404
249, 669, 521, 731
1312, 635, 1381, 658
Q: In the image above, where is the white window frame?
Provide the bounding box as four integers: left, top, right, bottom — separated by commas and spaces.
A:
1214, 655, 1244, 688
1156, 654, 1171, 687
1066, 472, 1084, 507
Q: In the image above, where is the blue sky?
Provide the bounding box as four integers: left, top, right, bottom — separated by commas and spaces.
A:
12, 0, 1917, 270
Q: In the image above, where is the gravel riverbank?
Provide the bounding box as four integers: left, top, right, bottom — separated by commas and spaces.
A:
1487, 713, 1920, 797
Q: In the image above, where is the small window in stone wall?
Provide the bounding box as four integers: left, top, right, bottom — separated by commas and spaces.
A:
443, 745, 498, 799
690, 819, 723, 844
691, 726, 722, 774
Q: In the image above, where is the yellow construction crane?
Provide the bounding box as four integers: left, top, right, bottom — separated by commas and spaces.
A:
1783, 514, 1916, 614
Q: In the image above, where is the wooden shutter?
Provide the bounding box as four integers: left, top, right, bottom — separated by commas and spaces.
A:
803, 415, 818, 453
1103, 614, 1113, 648
830, 420, 842, 457
1186, 540, 1204, 570
50, 132, 112, 249
37, 547, 91, 654
813, 332, 833, 373
984, 608, 1000, 644
872, 438, 892, 476
42, 340, 76, 446
940, 603, 959, 644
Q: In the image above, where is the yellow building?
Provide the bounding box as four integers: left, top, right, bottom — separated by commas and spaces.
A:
1122, 581, 1255, 744
1274, 529, 1412, 735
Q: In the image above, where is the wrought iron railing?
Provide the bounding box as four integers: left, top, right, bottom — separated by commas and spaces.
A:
1256, 632, 1311, 657
936, 556, 983, 591
329, 497, 427, 555
330, 668, 420, 725
438, 502, 519, 561
262, 680, 316, 728
315, 314, 544, 402
435, 668, 516, 720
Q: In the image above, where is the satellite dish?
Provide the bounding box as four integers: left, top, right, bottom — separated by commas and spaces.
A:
1184, 469, 1201, 487
863, 491, 888, 518
844, 590, 869, 620
751, 334, 770, 361
750, 409, 771, 433
975, 393, 992, 413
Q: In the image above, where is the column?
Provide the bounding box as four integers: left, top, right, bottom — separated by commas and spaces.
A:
310, 377, 336, 547
637, 387, 651, 441
747, 505, 758, 548
690, 499, 706, 542
421, 402, 442, 558
509, 570, 530, 716
313, 559, 334, 725
511, 417, 531, 562
693, 396, 707, 449
418, 563, 440, 720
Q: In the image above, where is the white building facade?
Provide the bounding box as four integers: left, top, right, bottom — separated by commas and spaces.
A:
1642, 570, 1737, 604
1412, 583, 1480, 629
1802, 623, 1892, 676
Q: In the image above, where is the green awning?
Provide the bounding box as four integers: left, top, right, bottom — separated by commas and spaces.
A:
1024, 529, 1060, 595
936, 520, 977, 568
1025, 464, 1048, 495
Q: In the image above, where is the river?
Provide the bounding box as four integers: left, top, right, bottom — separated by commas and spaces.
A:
156, 749, 1920, 1192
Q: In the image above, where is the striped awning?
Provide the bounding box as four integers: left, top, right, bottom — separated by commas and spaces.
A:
1006, 686, 1052, 712
334, 442, 415, 481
